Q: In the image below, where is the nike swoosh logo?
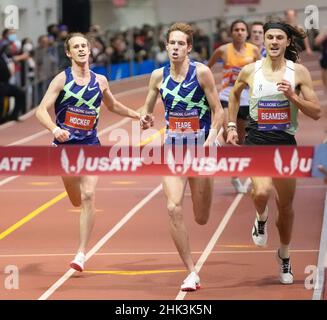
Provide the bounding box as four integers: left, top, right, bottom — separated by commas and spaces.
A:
87, 85, 98, 91
182, 81, 195, 89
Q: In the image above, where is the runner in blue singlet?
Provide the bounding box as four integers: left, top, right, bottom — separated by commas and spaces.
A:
140, 23, 224, 292
36, 33, 143, 272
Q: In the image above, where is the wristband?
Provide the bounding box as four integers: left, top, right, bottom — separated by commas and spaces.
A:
52, 127, 61, 135
227, 122, 236, 128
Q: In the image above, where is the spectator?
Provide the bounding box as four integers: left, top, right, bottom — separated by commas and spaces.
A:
0, 42, 26, 122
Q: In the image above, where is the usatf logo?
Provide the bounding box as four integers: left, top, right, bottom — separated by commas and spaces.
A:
0, 157, 33, 172
60, 148, 143, 173
274, 149, 312, 176
61, 149, 85, 174
166, 149, 251, 175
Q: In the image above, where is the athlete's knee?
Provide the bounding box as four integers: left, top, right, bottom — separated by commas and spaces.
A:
167, 201, 183, 220
252, 186, 271, 203
81, 189, 95, 203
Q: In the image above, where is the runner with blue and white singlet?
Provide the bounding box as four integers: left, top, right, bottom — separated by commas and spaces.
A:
36, 33, 143, 273
140, 23, 224, 292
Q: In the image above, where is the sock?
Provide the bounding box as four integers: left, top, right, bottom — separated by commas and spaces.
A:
279, 245, 289, 259
256, 206, 268, 221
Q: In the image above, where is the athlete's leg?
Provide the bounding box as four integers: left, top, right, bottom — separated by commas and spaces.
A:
188, 177, 213, 225
77, 175, 99, 253
272, 177, 296, 284
162, 176, 195, 272
62, 176, 81, 207
250, 177, 272, 246
251, 177, 273, 215
272, 178, 296, 255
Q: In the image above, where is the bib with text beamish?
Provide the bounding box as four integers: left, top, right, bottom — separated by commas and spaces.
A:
258, 99, 291, 131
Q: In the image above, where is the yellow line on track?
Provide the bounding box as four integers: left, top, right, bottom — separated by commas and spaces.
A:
0, 191, 67, 240
83, 269, 185, 276
0, 127, 165, 240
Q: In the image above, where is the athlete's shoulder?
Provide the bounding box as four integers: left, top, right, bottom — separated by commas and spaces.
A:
241, 61, 256, 74
293, 62, 311, 80
150, 67, 164, 83
195, 62, 211, 77
50, 71, 66, 90
95, 73, 108, 85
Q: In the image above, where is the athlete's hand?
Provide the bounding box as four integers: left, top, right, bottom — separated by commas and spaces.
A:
226, 129, 239, 145
277, 79, 295, 99
53, 128, 70, 142
140, 114, 154, 130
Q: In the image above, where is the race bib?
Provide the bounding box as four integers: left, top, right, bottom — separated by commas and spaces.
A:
222, 66, 241, 88
258, 100, 291, 131
168, 109, 200, 132
64, 106, 97, 131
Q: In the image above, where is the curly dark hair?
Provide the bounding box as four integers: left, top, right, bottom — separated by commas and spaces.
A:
263, 21, 306, 62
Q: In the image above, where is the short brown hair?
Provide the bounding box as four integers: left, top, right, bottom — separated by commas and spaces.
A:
64, 32, 90, 52
166, 22, 193, 46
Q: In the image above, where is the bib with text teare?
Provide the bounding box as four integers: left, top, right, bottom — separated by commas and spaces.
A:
168, 109, 200, 132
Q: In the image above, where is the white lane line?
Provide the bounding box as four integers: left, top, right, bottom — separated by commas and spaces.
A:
38, 183, 162, 300
313, 190, 327, 300
175, 178, 252, 300
0, 249, 318, 258
0, 176, 19, 187
8, 130, 49, 146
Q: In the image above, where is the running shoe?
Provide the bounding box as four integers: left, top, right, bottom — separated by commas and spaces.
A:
252, 215, 268, 247
180, 272, 201, 291
276, 250, 294, 284
231, 177, 247, 194
70, 252, 85, 272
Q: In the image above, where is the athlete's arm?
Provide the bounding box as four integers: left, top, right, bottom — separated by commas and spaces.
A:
35, 72, 70, 142
207, 45, 224, 69
277, 64, 321, 120
99, 75, 140, 120
197, 64, 224, 146
140, 68, 162, 130
227, 63, 253, 145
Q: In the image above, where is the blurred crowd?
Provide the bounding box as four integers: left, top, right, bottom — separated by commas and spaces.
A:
0, 8, 326, 124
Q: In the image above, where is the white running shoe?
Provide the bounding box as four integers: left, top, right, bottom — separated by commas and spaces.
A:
252, 216, 268, 247
231, 177, 247, 194
276, 250, 294, 284
180, 272, 201, 292
70, 252, 85, 272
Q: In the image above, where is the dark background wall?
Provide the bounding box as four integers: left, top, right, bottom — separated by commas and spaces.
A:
62, 0, 91, 32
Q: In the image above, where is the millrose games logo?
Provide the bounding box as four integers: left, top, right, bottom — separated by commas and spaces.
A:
60, 148, 144, 174
274, 149, 312, 176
